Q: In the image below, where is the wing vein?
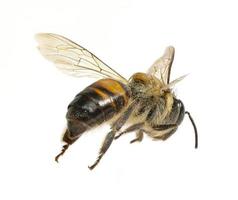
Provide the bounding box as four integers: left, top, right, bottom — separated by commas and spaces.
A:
36, 33, 128, 83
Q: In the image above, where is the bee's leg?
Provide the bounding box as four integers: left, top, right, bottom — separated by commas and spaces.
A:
151, 124, 178, 140
153, 124, 177, 131
153, 128, 177, 140
130, 129, 144, 143
55, 143, 70, 162
88, 103, 135, 170
55, 129, 73, 162
114, 122, 144, 140
88, 130, 116, 170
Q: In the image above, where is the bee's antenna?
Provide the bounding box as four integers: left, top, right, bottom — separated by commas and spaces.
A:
185, 111, 198, 148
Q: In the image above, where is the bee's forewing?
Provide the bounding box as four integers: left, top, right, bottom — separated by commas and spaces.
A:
35, 33, 128, 84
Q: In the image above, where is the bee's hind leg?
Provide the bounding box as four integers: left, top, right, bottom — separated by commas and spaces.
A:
88, 130, 117, 170
55, 124, 86, 162
55, 144, 70, 162
88, 103, 135, 170
55, 128, 75, 162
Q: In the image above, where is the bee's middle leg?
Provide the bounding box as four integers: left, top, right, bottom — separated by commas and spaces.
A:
114, 122, 144, 140
130, 129, 144, 143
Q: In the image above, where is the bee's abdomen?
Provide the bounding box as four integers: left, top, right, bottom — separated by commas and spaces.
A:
64, 79, 130, 144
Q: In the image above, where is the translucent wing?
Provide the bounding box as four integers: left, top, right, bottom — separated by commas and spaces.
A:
35, 33, 128, 84
147, 46, 175, 84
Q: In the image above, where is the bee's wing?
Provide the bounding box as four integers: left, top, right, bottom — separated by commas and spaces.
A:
35, 33, 128, 84
147, 46, 175, 84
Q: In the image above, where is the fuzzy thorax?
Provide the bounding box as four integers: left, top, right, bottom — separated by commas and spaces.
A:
128, 72, 175, 124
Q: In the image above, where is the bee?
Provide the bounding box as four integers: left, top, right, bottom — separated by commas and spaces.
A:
36, 33, 198, 170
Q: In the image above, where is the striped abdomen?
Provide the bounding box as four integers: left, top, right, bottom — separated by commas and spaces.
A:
63, 79, 130, 144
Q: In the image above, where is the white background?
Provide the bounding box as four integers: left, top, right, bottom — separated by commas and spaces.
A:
1, 0, 238, 199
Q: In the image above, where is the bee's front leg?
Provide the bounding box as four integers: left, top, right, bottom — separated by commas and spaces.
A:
153, 124, 178, 131
151, 124, 178, 140
154, 128, 177, 140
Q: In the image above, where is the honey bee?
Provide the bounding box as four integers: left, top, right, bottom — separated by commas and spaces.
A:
36, 33, 198, 170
